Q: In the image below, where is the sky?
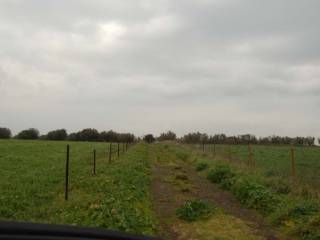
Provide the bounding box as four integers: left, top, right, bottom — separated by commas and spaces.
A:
0, 0, 319, 137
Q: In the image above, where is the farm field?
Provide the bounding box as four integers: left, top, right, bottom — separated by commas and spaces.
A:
0, 140, 155, 235
1, 140, 320, 239
193, 144, 320, 191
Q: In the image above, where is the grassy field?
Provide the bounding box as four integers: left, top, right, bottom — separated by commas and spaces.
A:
0, 140, 155, 235
2, 140, 320, 239
192, 144, 320, 191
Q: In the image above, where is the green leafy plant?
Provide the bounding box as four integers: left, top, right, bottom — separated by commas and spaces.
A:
176, 200, 215, 222
196, 162, 208, 171
207, 164, 235, 184
232, 177, 279, 214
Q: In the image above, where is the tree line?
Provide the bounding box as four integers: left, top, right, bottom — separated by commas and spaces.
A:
0, 127, 318, 146
0, 127, 135, 143
180, 132, 316, 146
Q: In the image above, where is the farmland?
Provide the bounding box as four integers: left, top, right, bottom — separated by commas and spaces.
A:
196, 144, 320, 191
1, 139, 320, 239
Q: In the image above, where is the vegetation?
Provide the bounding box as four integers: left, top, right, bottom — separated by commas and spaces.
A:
0, 140, 155, 235
158, 131, 176, 141
0, 127, 11, 139
143, 134, 155, 143
181, 132, 315, 146
16, 128, 40, 139
176, 200, 215, 222
187, 145, 320, 239
45, 129, 67, 140
195, 162, 208, 171
2, 137, 320, 239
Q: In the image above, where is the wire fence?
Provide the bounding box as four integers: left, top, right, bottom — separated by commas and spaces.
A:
188, 143, 320, 191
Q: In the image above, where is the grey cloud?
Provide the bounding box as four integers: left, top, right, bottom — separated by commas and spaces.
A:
0, 0, 319, 137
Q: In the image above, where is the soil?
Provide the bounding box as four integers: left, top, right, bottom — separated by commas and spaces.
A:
150, 147, 285, 240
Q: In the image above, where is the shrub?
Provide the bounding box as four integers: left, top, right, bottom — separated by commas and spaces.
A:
16, 128, 39, 139
271, 200, 320, 224
175, 150, 189, 161
232, 177, 279, 214
144, 134, 155, 143
207, 164, 235, 184
46, 129, 67, 140
0, 127, 11, 139
176, 200, 215, 222
196, 162, 208, 171
158, 131, 176, 141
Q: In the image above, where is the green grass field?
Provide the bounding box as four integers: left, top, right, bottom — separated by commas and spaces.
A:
193, 144, 320, 192
0, 140, 155, 235
1, 140, 320, 239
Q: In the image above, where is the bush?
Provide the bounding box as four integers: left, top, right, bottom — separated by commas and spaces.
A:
196, 162, 208, 171
232, 177, 279, 214
143, 134, 155, 143
175, 150, 189, 161
176, 200, 215, 222
158, 131, 176, 141
0, 127, 11, 139
46, 129, 67, 140
271, 200, 319, 224
16, 128, 39, 140
207, 164, 235, 184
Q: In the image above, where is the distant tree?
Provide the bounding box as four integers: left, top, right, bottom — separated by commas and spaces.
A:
144, 134, 155, 143
46, 129, 67, 141
16, 128, 39, 139
305, 136, 315, 146
67, 132, 79, 141
0, 127, 11, 139
78, 128, 100, 141
158, 131, 176, 141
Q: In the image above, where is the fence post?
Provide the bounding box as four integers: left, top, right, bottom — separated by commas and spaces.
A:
248, 143, 256, 167
123, 143, 125, 153
109, 143, 112, 163
228, 144, 231, 161
248, 144, 253, 166
117, 143, 120, 158
93, 149, 96, 175
65, 144, 70, 201
291, 147, 296, 178
213, 143, 216, 157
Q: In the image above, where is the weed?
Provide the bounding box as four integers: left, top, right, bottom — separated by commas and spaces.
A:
176, 200, 215, 222
207, 164, 235, 184
232, 176, 279, 214
196, 162, 208, 171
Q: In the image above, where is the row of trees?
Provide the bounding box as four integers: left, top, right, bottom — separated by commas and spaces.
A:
0, 127, 135, 143
1, 127, 318, 145
180, 132, 316, 146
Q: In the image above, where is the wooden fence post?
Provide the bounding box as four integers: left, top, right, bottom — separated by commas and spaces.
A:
248, 144, 253, 166
117, 143, 120, 158
93, 149, 96, 175
248, 143, 256, 167
228, 144, 231, 161
109, 143, 112, 163
291, 147, 296, 178
65, 144, 70, 201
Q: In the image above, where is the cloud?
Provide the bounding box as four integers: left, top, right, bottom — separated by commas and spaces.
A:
0, 0, 319, 137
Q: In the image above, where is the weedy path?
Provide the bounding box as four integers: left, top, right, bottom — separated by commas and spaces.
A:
149, 144, 284, 240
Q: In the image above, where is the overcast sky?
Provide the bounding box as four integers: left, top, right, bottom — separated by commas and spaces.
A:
0, 0, 319, 137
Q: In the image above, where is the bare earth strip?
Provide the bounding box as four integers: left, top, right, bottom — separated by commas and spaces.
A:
149, 144, 285, 240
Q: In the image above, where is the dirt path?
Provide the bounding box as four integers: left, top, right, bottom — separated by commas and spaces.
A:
149, 144, 284, 240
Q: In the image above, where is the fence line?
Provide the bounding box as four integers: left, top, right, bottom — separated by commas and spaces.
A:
188, 143, 320, 192
64, 142, 132, 201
